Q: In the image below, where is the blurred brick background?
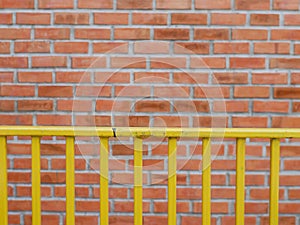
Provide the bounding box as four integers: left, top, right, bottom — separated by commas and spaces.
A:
1, 0, 300, 224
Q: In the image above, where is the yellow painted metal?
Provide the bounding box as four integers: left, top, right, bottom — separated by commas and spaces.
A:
236, 138, 246, 225
100, 137, 109, 225
0, 136, 8, 225
270, 138, 280, 225
202, 138, 211, 225
168, 138, 177, 225
134, 137, 143, 225
32, 137, 41, 225
1, 126, 300, 138
66, 137, 75, 225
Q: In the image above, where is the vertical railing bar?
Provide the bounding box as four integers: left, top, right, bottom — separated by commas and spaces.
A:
0, 136, 8, 225
236, 138, 246, 225
134, 137, 143, 225
32, 136, 41, 225
100, 137, 109, 225
66, 136, 75, 225
168, 137, 177, 225
202, 138, 211, 225
270, 138, 280, 225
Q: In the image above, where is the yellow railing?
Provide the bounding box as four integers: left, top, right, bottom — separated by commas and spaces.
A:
0, 126, 298, 225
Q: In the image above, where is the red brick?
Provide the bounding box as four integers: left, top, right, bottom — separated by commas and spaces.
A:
111, 56, 146, 69
232, 29, 268, 40
195, 0, 231, 9
72, 56, 106, 68
117, 0, 152, 9
254, 101, 289, 113
280, 175, 300, 186
96, 99, 131, 112
94, 13, 128, 25
0, 57, 28, 68
261, 216, 296, 225
293, 44, 300, 54
132, 13, 167, 25
18, 100, 53, 111
38, 86, 73, 97
173, 72, 208, 84
172, 13, 206, 25
115, 86, 150, 97
37, 115, 72, 126
245, 202, 269, 214
0, 13, 12, 24
235, 0, 270, 10
110, 216, 133, 225
293, 102, 300, 112
194, 86, 230, 98
0, 115, 32, 125
154, 201, 190, 213
195, 202, 229, 213
0, 85, 34, 97
252, 73, 288, 84
8, 215, 20, 224
214, 43, 249, 54
75, 115, 111, 126
14, 158, 48, 170
289, 189, 300, 199
134, 41, 169, 54
157, 0, 191, 9
222, 216, 256, 225
273, 0, 299, 10
214, 101, 249, 113
55, 13, 89, 24
134, 72, 169, 83
25, 215, 59, 225
155, 28, 189, 40
284, 160, 300, 170
115, 28, 150, 40
15, 41, 50, 53
0, 72, 13, 82
153, 116, 189, 127
76, 86, 111, 97
0, 42, 10, 53
0, 100, 14, 111
56, 71, 91, 83
78, 0, 112, 8
94, 42, 128, 53
251, 14, 279, 26
135, 100, 170, 112
230, 174, 265, 186
0, 0, 34, 8
174, 42, 210, 54
194, 29, 229, 40
154, 86, 190, 98
273, 117, 300, 128
115, 201, 150, 212
38, 0, 73, 8
54, 42, 88, 53
0, 28, 30, 39
279, 203, 300, 213
35, 28, 70, 39
57, 100, 93, 112
230, 57, 265, 69
270, 58, 300, 69
211, 13, 246, 25
254, 42, 290, 54
94, 72, 130, 83
246, 159, 270, 170
16, 13, 51, 25
272, 29, 300, 40
191, 57, 226, 69
213, 72, 248, 84
150, 57, 186, 69
284, 14, 300, 25
32, 56, 67, 68
74, 28, 110, 40
234, 86, 269, 98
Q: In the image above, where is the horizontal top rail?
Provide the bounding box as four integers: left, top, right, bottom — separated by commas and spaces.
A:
0, 126, 300, 138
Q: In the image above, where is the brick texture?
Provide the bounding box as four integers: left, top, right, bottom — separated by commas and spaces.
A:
1, 1, 300, 225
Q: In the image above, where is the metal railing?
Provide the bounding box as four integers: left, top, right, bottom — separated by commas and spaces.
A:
0, 126, 299, 225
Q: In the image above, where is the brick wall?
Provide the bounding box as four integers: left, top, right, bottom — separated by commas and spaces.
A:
1, 0, 300, 224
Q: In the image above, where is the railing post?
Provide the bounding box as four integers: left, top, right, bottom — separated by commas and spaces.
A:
168, 137, 177, 225
100, 137, 109, 225
202, 138, 211, 225
134, 137, 143, 225
66, 137, 75, 225
0, 136, 8, 225
236, 138, 246, 225
32, 136, 41, 225
270, 138, 280, 225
